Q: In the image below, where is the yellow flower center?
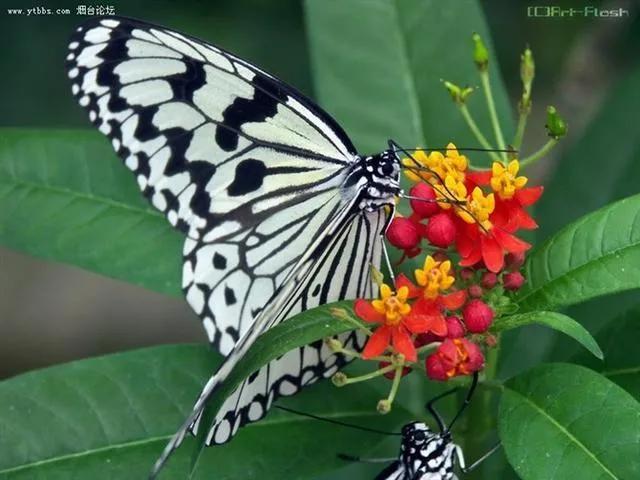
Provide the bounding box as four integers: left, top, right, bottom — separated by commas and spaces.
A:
402, 143, 468, 185
490, 160, 528, 200
414, 256, 455, 299
435, 175, 467, 210
457, 187, 494, 230
372, 284, 411, 326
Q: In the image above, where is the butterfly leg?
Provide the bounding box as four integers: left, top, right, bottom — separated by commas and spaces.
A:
380, 234, 396, 286
455, 441, 501, 473
337, 453, 397, 464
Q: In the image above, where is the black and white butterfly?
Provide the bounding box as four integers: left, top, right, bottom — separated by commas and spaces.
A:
338, 373, 500, 480
65, 16, 403, 476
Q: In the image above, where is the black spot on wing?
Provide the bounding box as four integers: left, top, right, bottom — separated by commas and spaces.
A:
227, 159, 266, 196
213, 252, 227, 269
215, 73, 281, 152
224, 286, 237, 305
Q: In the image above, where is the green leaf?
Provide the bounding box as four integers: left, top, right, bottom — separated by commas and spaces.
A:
572, 305, 640, 399
0, 128, 183, 296
305, 0, 512, 157
499, 363, 640, 480
0, 338, 405, 479
516, 193, 640, 311
492, 311, 603, 360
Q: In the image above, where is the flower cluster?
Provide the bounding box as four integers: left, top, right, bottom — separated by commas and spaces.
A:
391, 144, 542, 272
348, 145, 542, 385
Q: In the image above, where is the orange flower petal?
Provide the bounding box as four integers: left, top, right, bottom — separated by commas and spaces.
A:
362, 326, 391, 359
515, 185, 543, 206
494, 228, 531, 253
392, 327, 417, 362
480, 233, 504, 273
354, 299, 385, 323
440, 290, 467, 310
395, 273, 422, 299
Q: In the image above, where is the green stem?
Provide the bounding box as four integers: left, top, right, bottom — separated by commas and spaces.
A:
512, 107, 529, 150
480, 71, 507, 161
458, 104, 501, 162
344, 364, 396, 385
519, 138, 558, 168
386, 364, 404, 403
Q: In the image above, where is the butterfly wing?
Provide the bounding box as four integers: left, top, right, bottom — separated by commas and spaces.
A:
65, 16, 360, 355
374, 461, 407, 480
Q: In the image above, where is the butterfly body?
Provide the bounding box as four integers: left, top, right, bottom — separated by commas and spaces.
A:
376, 422, 458, 480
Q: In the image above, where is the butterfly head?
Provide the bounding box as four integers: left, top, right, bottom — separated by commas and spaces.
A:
399, 422, 456, 478
353, 150, 401, 211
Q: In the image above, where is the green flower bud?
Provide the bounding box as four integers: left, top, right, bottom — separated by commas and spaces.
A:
377, 399, 392, 414
545, 106, 568, 138
472, 33, 489, 71
331, 372, 348, 387
325, 337, 343, 352
520, 47, 535, 96
443, 80, 475, 105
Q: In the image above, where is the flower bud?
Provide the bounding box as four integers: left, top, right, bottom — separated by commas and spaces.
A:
463, 299, 495, 333
409, 183, 439, 218
443, 80, 475, 105
505, 251, 526, 271
468, 284, 483, 298
520, 47, 535, 97
386, 217, 420, 250
424, 213, 456, 248
331, 372, 348, 387
460, 267, 475, 282
377, 399, 392, 414
503, 271, 525, 291
325, 337, 343, 352
546, 106, 568, 139
415, 332, 442, 347
485, 334, 498, 348
379, 361, 412, 380
472, 33, 489, 71
481, 271, 498, 289
445, 316, 465, 339
426, 338, 484, 381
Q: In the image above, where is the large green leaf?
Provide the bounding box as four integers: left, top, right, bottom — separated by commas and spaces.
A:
0, 128, 183, 296
572, 305, 640, 399
0, 331, 406, 480
499, 363, 640, 480
305, 0, 512, 157
515, 193, 640, 311
492, 311, 602, 360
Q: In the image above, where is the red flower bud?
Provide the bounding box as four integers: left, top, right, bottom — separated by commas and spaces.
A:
505, 251, 526, 271
409, 183, 439, 218
414, 332, 443, 347
460, 267, 475, 282
468, 284, 483, 298
378, 361, 412, 380
463, 299, 494, 333
425, 338, 484, 381
445, 316, 465, 338
485, 334, 498, 348
503, 271, 525, 291
386, 217, 420, 250
432, 250, 450, 263
424, 213, 456, 248
480, 272, 498, 289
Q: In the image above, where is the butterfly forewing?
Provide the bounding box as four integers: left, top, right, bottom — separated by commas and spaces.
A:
66, 16, 362, 355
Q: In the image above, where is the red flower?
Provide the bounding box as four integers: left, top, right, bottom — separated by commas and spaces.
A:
456, 220, 530, 273
425, 338, 484, 381
492, 186, 544, 233
355, 284, 447, 362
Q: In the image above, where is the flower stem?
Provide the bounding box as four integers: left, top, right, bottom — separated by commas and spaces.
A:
519, 138, 558, 168
344, 364, 396, 385
512, 109, 528, 150
386, 364, 404, 404
458, 104, 501, 162
480, 70, 507, 161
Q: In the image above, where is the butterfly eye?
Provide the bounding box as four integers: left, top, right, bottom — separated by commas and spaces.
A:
414, 430, 426, 441
380, 162, 394, 176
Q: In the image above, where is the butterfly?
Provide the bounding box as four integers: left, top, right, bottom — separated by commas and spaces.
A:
339, 373, 500, 480
65, 16, 403, 475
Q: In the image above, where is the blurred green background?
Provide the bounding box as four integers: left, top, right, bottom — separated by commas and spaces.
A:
1, 0, 639, 478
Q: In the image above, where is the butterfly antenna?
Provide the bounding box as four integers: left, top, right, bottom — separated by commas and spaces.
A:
424, 372, 479, 434
274, 405, 401, 436
402, 146, 517, 154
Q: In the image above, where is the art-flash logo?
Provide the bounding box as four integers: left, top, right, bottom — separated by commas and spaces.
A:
527, 5, 629, 18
